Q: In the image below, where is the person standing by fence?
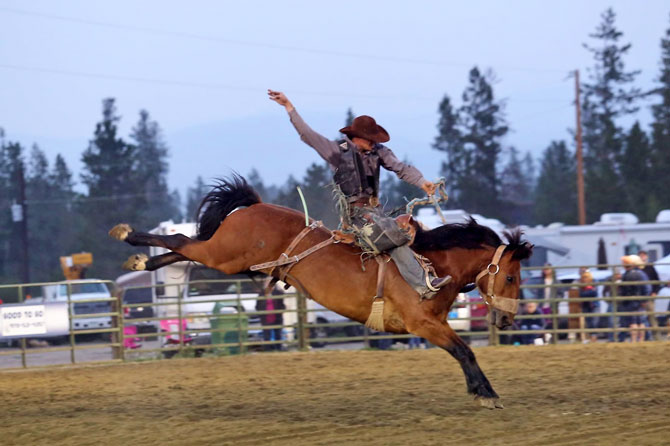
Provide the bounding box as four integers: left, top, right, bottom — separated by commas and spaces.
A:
619, 256, 651, 343
579, 270, 599, 343
639, 251, 661, 340
256, 281, 286, 351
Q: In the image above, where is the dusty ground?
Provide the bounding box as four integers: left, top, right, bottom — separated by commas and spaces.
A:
0, 343, 668, 446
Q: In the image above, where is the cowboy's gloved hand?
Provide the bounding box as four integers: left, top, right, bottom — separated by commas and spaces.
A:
268, 89, 294, 112
421, 181, 437, 196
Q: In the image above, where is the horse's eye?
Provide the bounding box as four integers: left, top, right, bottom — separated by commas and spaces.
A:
506, 276, 514, 284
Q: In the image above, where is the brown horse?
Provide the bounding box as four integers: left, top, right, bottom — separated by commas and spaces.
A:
109, 176, 532, 409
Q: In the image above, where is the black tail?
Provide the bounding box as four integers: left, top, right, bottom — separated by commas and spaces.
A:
195, 175, 261, 241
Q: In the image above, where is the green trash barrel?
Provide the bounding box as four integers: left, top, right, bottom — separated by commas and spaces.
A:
211, 302, 248, 355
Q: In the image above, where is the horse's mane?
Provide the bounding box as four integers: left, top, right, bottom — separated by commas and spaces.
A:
195, 174, 262, 241
412, 217, 533, 261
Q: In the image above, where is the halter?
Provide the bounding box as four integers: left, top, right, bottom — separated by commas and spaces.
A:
474, 244, 519, 314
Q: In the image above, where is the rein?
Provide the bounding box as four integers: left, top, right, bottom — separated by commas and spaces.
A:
250, 221, 335, 280
475, 244, 519, 314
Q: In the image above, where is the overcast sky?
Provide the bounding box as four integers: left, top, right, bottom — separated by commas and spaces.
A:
1, 0, 668, 199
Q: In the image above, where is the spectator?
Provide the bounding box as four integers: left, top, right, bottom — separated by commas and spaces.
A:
639, 250, 661, 340
603, 268, 623, 342
255, 281, 286, 351
519, 301, 545, 345
541, 264, 558, 310
579, 270, 599, 343
619, 255, 650, 343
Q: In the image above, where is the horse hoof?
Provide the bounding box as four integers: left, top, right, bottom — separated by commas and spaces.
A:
475, 397, 504, 410
109, 224, 133, 241
122, 254, 148, 271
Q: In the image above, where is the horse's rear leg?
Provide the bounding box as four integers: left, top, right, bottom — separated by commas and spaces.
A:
109, 224, 192, 251
122, 252, 189, 271
409, 318, 503, 409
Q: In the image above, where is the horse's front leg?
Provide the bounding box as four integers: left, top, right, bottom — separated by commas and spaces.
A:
408, 317, 503, 409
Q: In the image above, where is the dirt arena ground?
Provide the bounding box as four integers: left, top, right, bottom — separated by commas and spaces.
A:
1, 343, 668, 446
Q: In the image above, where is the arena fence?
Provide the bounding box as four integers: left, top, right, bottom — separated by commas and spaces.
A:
0, 263, 668, 369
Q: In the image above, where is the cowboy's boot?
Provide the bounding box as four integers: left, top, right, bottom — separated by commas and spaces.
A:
430, 274, 452, 290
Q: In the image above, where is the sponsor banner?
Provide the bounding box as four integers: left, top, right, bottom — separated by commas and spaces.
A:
0, 303, 69, 339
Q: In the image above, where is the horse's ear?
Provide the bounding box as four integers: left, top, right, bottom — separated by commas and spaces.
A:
512, 242, 534, 261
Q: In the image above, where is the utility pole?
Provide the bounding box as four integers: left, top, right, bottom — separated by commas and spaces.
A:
575, 69, 586, 225
14, 163, 30, 283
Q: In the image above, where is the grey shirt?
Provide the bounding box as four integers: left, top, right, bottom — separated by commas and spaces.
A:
288, 109, 427, 194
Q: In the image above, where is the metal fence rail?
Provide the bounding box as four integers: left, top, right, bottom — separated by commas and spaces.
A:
0, 262, 668, 369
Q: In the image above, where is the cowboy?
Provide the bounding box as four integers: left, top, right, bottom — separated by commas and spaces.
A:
268, 89, 451, 298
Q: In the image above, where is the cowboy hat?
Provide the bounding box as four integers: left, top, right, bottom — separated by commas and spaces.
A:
339, 115, 390, 143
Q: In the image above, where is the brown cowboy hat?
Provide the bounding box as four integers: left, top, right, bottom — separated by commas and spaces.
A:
339, 115, 390, 143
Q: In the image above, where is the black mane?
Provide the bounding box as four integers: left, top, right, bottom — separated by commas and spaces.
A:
195, 175, 261, 241
412, 218, 533, 261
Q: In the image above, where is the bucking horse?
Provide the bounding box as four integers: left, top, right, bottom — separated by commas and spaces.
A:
109, 175, 532, 409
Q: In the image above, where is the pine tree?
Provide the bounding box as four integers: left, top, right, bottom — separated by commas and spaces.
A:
620, 122, 654, 221
299, 162, 338, 228
433, 67, 507, 217
499, 147, 534, 224
433, 95, 464, 204
581, 8, 641, 221
25, 145, 53, 280
130, 109, 179, 228
0, 141, 26, 283
344, 108, 355, 127
274, 175, 302, 211
650, 14, 670, 211
80, 98, 141, 279
185, 176, 207, 222
534, 141, 577, 225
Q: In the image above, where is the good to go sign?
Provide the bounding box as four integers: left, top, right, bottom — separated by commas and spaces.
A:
1, 305, 48, 337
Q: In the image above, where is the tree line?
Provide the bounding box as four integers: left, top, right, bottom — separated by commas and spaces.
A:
1, 8, 669, 283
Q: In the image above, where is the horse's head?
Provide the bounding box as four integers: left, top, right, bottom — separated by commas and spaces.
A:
475, 229, 533, 330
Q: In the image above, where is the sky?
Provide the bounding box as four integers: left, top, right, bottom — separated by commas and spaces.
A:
1, 0, 668, 200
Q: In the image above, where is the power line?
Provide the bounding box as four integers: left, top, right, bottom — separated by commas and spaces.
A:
0, 63, 569, 104
0, 5, 569, 74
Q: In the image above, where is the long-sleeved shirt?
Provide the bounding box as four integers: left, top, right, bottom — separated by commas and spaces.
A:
288, 109, 427, 194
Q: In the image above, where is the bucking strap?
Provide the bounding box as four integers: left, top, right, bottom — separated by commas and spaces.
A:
250, 221, 334, 277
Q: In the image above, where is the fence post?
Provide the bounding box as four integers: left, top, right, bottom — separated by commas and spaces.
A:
296, 291, 308, 352
551, 293, 559, 345
67, 282, 75, 364
612, 276, 620, 342
18, 285, 27, 368
236, 281, 244, 354
177, 282, 184, 355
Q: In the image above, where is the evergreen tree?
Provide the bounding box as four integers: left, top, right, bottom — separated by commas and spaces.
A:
534, 141, 577, 225
248, 168, 269, 202
130, 110, 179, 228
620, 122, 655, 221
80, 98, 141, 279
274, 175, 302, 211
433, 95, 464, 203
299, 162, 338, 228
581, 8, 641, 221
650, 14, 670, 210
344, 108, 355, 127
379, 165, 424, 214
433, 67, 507, 217
499, 147, 534, 224
25, 145, 53, 280
185, 176, 207, 222
0, 140, 25, 283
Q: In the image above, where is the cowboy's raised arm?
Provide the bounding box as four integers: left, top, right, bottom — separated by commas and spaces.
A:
268, 89, 339, 166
